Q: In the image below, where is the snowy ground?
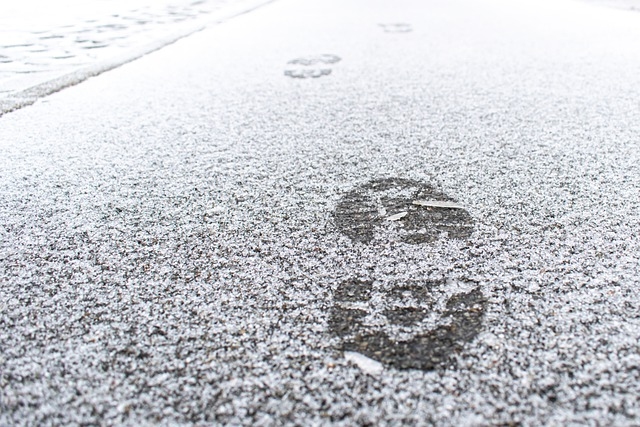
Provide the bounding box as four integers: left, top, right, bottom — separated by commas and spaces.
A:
580, 0, 640, 11
0, 0, 268, 114
1, 0, 640, 425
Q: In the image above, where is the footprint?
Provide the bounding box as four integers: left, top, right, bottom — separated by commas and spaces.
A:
284, 69, 331, 79
284, 54, 341, 79
329, 278, 486, 370
288, 54, 341, 66
331, 178, 485, 371
334, 177, 474, 245
379, 23, 413, 33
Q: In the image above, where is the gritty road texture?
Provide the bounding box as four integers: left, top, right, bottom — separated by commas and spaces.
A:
1, 0, 640, 425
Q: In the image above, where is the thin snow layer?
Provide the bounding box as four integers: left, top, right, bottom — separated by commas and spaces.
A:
1, 0, 640, 425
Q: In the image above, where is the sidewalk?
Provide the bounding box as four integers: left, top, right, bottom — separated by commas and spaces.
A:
1, 0, 640, 425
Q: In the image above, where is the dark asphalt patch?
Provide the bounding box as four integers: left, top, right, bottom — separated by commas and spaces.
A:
284, 54, 341, 79
334, 177, 474, 245
329, 278, 486, 370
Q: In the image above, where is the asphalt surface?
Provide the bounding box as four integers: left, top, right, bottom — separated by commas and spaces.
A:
1, 0, 640, 425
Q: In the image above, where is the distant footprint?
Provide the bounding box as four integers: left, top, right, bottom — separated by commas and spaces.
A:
284, 69, 332, 79
284, 54, 341, 79
331, 177, 485, 371
379, 23, 413, 33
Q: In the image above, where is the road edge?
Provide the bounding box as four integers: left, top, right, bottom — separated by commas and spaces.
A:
0, 0, 276, 117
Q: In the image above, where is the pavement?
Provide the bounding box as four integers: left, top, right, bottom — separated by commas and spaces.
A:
1, 0, 640, 425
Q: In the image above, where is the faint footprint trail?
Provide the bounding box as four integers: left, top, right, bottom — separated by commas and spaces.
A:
284, 54, 341, 79
379, 23, 413, 33
331, 178, 486, 371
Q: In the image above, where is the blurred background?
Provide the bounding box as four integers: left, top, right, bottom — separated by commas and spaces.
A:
581, 0, 640, 9
1, 0, 638, 98
0, 0, 240, 94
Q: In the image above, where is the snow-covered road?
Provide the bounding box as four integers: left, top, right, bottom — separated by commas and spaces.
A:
1, 0, 640, 424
